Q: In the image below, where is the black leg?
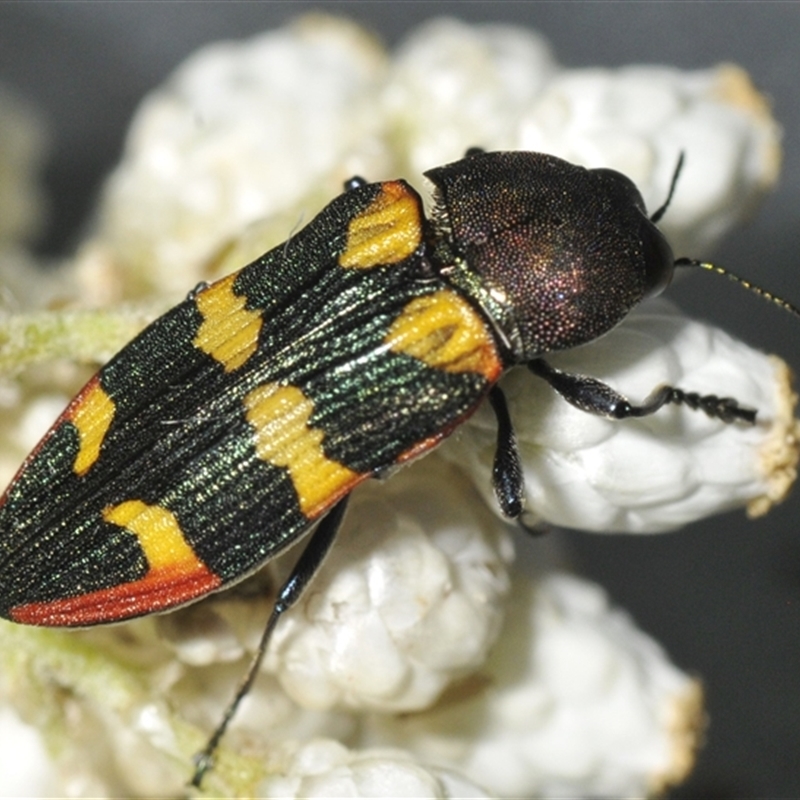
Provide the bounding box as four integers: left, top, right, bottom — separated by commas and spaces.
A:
191, 496, 350, 788
488, 385, 524, 518
343, 176, 367, 192
528, 358, 756, 425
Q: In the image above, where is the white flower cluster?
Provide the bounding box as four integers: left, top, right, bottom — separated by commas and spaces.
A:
440, 299, 797, 532
361, 571, 703, 798
0, 13, 794, 799
162, 458, 513, 717
254, 739, 493, 799
83, 16, 779, 300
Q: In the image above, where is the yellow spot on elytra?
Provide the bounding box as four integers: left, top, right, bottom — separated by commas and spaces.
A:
103, 500, 205, 574
69, 379, 115, 476
193, 273, 262, 372
244, 383, 359, 518
339, 181, 423, 269
385, 290, 502, 381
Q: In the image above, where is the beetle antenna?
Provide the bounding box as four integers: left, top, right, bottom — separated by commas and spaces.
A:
675, 257, 800, 320
661, 152, 800, 321
650, 151, 685, 224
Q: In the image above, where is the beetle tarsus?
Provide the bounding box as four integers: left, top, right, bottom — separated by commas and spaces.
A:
528, 358, 757, 425
652, 387, 757, 424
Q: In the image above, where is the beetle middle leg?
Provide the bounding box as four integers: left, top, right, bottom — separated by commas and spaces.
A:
528, 357, 757, 425
488, 385, 525, 518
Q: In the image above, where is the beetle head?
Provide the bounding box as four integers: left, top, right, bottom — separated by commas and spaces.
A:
426, 151, 675, 362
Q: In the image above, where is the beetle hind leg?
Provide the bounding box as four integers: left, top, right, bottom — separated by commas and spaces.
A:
190, 496, 350, 788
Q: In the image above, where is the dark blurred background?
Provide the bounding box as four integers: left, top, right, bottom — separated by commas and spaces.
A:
1, 4, 798, 797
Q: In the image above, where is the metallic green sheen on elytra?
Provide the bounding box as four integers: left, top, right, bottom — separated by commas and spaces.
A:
0, 179, 499, 621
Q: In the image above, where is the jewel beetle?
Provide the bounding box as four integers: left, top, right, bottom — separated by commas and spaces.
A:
0, 149, 794, 786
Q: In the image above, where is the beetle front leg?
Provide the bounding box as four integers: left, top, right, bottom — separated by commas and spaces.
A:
528, 358, 757, 425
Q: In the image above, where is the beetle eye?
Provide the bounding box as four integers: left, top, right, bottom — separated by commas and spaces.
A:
589, 167, 675, 298
640, 218, 675, 298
